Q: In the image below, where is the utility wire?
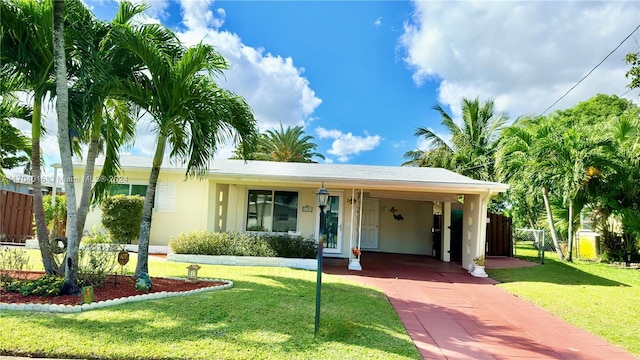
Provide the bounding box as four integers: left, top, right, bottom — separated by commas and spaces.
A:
539, 23, 640, 116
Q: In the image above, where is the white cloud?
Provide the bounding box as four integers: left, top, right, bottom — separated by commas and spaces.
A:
400, 1, 640, 118
176, 0, 322, 135
374, 17, 382, 27
315, 127, 382, 162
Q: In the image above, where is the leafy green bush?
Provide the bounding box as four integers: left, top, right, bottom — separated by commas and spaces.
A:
263, 234, 318, 259
100, 195, 144, 244
170, 231, 275, 257
78, 243, 120, 287
81, 226, 113, 244
42, 194, 66, 237
4, 275, 64, 296
0, 247, 32, 282
169, 231, 317, 259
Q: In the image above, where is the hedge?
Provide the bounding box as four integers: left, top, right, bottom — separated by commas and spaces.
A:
169, 231, 318, 259
100, 195, 144, 244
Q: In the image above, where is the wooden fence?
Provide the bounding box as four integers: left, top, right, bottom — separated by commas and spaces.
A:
0, 190, 34, 243
486, 212, 513, 256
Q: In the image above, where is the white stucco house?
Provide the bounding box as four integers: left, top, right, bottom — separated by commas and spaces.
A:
54, 156, 508, 269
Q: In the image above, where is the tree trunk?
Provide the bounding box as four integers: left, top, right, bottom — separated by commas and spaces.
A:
134, 164, 161, 278
54, 0, 80, 295
542, 186, 564, 260
567, 201, 574, 262
76, 106, 102, 237
135, 135, 166, 278
31, 96, 57, 275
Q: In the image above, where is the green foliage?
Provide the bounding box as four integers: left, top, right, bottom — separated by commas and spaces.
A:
262, 234, 318, 259
42, 194, 67, 237
169, 231, 275, 257
3, 275, 64, 296
169, 231, 318, 259
626, 52, 640, 92
231, 123, 325, 163
0, 247, 32, 282
100, 195, 143, 244
77, 242, 120, 287
81, 225, 113, 244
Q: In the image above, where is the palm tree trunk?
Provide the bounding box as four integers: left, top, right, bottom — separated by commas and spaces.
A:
134, 135, 166, 278
76, 106, 102, 237
542, 186, 564, 260
54, 0, 80, 295
32, 95, 57, 275
567, 201, 574, 262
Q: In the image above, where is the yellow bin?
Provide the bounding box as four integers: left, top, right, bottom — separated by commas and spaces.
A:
577, 231, 600, 260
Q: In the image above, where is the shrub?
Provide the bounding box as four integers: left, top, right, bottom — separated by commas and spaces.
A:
263, 234, 317, 259
81, 226, 113, 245
42, 194, 66, 237
4, 275, 64, 296
170, 231, 275, 257
100, 195, 144, 244
77, 243, 120, 287
0, 247, 32, 283
169, 231, 317, 259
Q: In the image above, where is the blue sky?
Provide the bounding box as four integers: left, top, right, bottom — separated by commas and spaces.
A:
23, 0, 640, 172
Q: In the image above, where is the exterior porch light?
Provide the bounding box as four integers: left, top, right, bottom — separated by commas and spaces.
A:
314, 183, 329, 337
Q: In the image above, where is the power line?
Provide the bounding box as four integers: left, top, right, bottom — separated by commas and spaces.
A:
539, 23, 640, 116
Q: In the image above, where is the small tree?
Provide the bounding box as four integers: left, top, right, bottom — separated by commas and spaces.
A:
100, 195, 144, 244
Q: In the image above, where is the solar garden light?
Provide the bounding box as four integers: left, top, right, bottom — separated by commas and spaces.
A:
186, 264, 201, 283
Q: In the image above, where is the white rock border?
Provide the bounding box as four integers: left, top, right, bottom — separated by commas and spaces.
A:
0, 277, 233, 313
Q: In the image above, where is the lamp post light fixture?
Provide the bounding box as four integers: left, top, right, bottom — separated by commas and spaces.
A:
314, 183, 329, 337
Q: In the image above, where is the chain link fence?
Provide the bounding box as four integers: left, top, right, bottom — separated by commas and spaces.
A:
513, 228, 555, 264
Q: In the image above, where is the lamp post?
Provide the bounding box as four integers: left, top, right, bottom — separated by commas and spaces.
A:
315, 183, 329, 337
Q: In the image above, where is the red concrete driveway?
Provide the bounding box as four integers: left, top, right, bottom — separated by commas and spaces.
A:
325, 253, 636, 360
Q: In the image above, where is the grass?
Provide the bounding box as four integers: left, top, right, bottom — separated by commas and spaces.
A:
0, 250, 420, 360
488, 244, 640, 357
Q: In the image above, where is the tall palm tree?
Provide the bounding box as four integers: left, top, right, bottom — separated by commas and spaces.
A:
53, 0, 81, 294
233, 124, 324, 163
403, 97, 507, 181
1, 0, 58, 273
115, 28, 258, 277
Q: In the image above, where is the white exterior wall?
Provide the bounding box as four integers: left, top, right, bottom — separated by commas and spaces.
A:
377, 198, 433, 255
72, 168, 210, 245
462, 193, 488, 268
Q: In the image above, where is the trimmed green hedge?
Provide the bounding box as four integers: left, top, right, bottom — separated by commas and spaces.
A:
100, 195, 144, 244
169, 231, 318, 259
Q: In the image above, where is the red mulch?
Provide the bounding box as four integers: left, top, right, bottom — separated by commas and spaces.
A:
0, 271, 225, 306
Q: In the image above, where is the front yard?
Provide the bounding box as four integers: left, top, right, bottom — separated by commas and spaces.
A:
0, 251, 420, 360
489, 247, 640, 357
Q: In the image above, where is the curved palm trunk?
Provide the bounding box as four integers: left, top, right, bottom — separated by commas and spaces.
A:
32, 96, 57, 275
76, 106, 102, 237
54, 0, 80, 295
542, 186, 564, 260
135, 135, 166, 278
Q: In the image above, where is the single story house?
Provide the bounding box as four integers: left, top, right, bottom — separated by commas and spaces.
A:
54, 156, 508, 269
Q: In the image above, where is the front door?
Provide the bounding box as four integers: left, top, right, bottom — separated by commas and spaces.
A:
317, 193, 342, 253
360, 198, 380, 249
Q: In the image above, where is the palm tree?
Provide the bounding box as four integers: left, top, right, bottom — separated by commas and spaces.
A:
114, 28, 258, 277
1, 0, 58, 273
403, 97, 507, 181
232, 124, 324, 163
68, 1, 155, 237
53, 0, 81, 294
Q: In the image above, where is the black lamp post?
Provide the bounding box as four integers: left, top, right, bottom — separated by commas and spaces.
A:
315, 183, 329, 337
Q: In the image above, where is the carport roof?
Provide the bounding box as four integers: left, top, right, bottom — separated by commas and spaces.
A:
67, 155, 508, 194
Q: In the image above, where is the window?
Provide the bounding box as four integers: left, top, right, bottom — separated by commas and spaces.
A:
108, 184, 148, 197
246, 190, 298, 233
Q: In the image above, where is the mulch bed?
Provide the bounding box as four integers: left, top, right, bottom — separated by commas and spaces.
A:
0, 271, 225, 306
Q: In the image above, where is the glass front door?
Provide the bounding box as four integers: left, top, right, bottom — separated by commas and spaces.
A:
318, 194, 342, 253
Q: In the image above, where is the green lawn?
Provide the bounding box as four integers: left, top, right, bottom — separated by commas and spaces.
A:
0, 251, 420, 360
489, 245, 640, 357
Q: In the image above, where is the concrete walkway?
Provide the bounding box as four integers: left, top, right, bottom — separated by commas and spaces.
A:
325, 253, 636, 360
